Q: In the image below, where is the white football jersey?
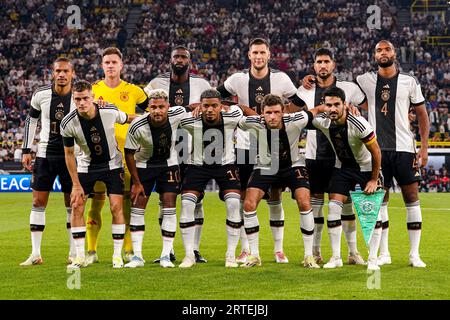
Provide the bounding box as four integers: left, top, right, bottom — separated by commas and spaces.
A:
356, 71, 425, 153
144, 73, 211, 106
296, 78, 366, 160
22, 85, 76, 159
125, 106, 187, 168
179, 105, 243, 166
61, 105, 127, 173
238, 111, 311, 170
223, 69, 298, 150
313, 113, 375, 172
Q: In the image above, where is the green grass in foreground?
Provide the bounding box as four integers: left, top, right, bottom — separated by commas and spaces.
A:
0, 192, 449, 300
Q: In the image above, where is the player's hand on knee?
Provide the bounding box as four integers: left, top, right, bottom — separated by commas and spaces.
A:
131, 183, 146, 205
70, 185, 86, 209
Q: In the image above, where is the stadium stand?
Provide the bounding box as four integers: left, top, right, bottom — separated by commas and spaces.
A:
0, 0, 448, 174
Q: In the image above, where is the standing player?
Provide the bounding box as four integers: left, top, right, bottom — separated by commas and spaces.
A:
298, 48, 367, 265
178, 89, 256, 268
144, 46, 211, 263
20, 57, 77, 266
123, 89, 191, 268
61, 80, 136, 269
217, 38, 306, 264
238, 94, 323, 268
356, 40, 429, 267
86, 47, 149, 265
312, 87, 382, 271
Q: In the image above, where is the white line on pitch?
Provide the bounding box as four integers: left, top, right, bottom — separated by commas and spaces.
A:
388, 207, 450, 211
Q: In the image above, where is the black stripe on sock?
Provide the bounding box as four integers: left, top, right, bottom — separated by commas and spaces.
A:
245, 226, 259, 234
130, 225, 145, 232
314, 217, 324, 224
66, 223, 71, 229
240, 219, 244, 227
226, 219, 241, 229
179, 221, 196, 229
375, 221, 382, 229
112, 233, 125, 240
341, 214, 356, 221
407, 222, 422, 230
327, 220, 342, 228
301, 228, 314, 235
382, 221, 389, 229
269, 220, 284, 227
30, 224, 45, 232
161, 230, 176, 238
195, 218, 204, 225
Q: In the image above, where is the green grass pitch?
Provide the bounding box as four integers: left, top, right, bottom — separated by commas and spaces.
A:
0, 192, 449, 300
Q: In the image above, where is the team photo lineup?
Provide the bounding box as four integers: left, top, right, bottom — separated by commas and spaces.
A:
1, 0, 449, 301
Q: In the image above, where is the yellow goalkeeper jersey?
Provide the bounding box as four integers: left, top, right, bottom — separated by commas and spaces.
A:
92, 80, 148, 156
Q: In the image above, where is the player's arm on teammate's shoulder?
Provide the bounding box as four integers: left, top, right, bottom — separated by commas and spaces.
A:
414, 103, 429, 167
363, 132, 382, 195
235, 103, 258, 116
216, 83, 234, 99
301, 75, 316, 90
186, 103, 202, 117
345, 102, 361, 117
124, 148, 146, 205
284, 92, 307, 113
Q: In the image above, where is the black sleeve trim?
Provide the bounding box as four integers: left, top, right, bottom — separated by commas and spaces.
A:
411, 100, 425, 107
124, 148, 137, 154
137, 97, 149, 111
289, 94, 306, 108
305, 111, 315, 129
29, 107, 41, 118
216, 84, 232, 98
63, 137, 75, 147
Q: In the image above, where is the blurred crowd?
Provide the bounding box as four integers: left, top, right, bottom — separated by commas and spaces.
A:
419, 164, 450, 192
0, 0, 449, 163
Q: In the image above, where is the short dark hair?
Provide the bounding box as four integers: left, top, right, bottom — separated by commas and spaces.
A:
53, 57, 74, 70
102, 47, 123, 60
200, 89, 221, 101
314, 48, 334, 61
261, 94, 284, 109
323, 86, 346, 103
72, 80, 92, 92
249, 38, 270, 50
171, 46, 191, 58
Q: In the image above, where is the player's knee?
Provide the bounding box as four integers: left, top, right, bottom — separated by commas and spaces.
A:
109, 202, 123, 217
401, 185, 419, 203
32, 198, 46, 208
297, 199, 311, 212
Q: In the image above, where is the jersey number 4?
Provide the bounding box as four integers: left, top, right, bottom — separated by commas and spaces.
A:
381, 103, 388, 116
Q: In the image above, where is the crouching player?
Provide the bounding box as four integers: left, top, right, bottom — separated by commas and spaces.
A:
61, 80, 136, 269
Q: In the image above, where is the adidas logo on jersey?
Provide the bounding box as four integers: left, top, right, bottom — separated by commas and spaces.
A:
176, 89, 183, 94
383, 84, 390, 89
90, 126, 97, 132
256, 86, 263, 91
